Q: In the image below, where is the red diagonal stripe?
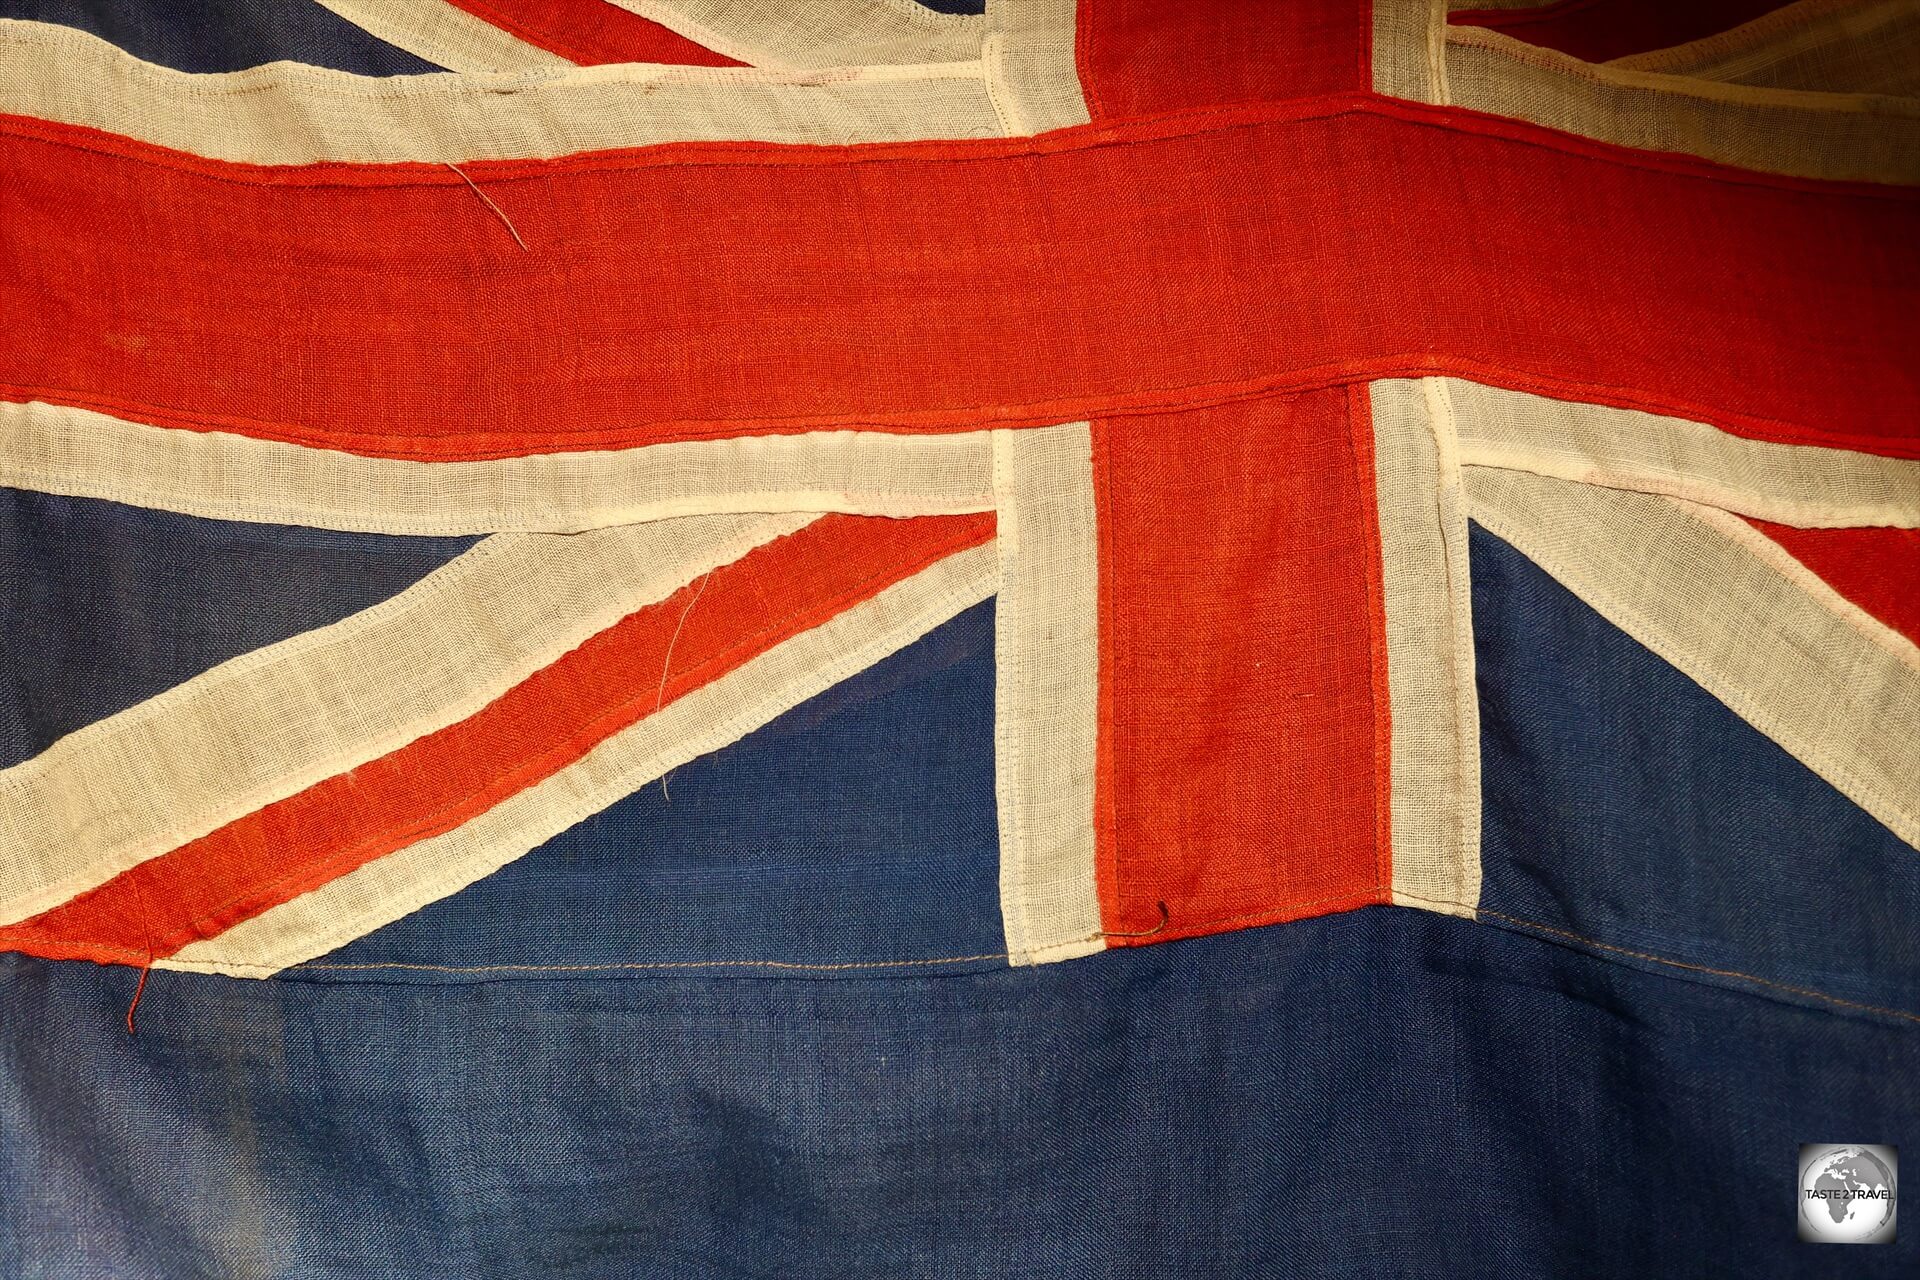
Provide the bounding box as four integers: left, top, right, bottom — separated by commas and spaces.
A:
2, 97, 1914, 460
1748, 520, 1920, 648
0, 512, 994, 966
440, 0, 745, 67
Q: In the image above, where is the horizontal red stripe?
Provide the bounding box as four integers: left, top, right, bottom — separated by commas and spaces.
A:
440, 0, 745, 66
1748, 520, 1920, 648
1449, 0, 1791, 63
2, 96, 1915, 458
0, 512, 994, 966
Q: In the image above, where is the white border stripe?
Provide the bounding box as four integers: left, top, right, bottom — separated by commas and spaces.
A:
1441, 379, 1920, 529
993, 423, 1104, 965
0, 21, 1006, 166
311, 0, 573, 72
0, 400, 997, 535
1372, 0, 1452, 103
163, 541, 997, 976
983, 0, 1089, 134
0, 514, 813, 927
608, 0, 985, 70
1371, 379, 1481, 916
1442, 24, 1920, 183
1464, 468, 1920, 853
1611, 0, 1920, 96
18, 387, 1910, 541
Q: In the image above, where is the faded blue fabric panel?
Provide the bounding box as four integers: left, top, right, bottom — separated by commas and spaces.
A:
0, 488, 475, 767
318, 600, 1002, 975
1471, 521, 1920, 1019
914, 0, 985, 12
0, 0, 439, 72
2, 909, 1915, 1278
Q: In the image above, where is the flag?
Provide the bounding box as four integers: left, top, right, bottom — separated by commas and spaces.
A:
0, 0, 1915, 1274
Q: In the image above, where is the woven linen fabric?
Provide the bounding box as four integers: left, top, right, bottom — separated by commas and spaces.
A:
1, 1, 1916, 1276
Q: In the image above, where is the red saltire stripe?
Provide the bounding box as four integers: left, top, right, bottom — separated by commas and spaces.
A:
1748, 521, 1920, 649
439, 0, 745, 66
1448, 0, 1793, 63
0, 512, 995, 966
1093, 388, 1388, 943
2, 96, 1916, 460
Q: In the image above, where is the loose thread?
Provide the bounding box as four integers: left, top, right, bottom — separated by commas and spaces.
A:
125, 874, 156, 1036
445, 163, 528, 251
1101, 900, 1169, 939
655, 570, 713, 802
125, 965, 151, 1036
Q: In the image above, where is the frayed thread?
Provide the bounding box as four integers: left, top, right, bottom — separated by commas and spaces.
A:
445, 163, 528, 251
655, 570, 713, 802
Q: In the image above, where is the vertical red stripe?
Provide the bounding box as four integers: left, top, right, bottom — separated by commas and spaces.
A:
1094, 390, 1387, 944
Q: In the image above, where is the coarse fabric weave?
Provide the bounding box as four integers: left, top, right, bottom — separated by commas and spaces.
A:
2, 1, 1916, 1275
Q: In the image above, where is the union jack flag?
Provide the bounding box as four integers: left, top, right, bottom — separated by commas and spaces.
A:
0, 0, 1914, 1275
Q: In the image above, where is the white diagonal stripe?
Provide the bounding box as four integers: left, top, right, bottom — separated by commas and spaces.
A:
0, 513, 814, 927
1444, 378, 1920, 529
163, 541, 997, 976
1464, 467, 1920, 853
1610, 0, 1920, 97
1443, 24, 1920, 184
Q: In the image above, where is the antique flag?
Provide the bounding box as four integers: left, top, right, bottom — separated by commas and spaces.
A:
0, 0, 1916, 1274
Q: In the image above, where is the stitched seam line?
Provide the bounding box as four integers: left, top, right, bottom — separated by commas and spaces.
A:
6, 93, 1914, 200
296, 952, 1011, 974
1426, 378, 1479, 903
1348, 382, 1393, 896
979, 33, 1020, 137
15, 351, 1915, 467
1397, 890, 1920, 1026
